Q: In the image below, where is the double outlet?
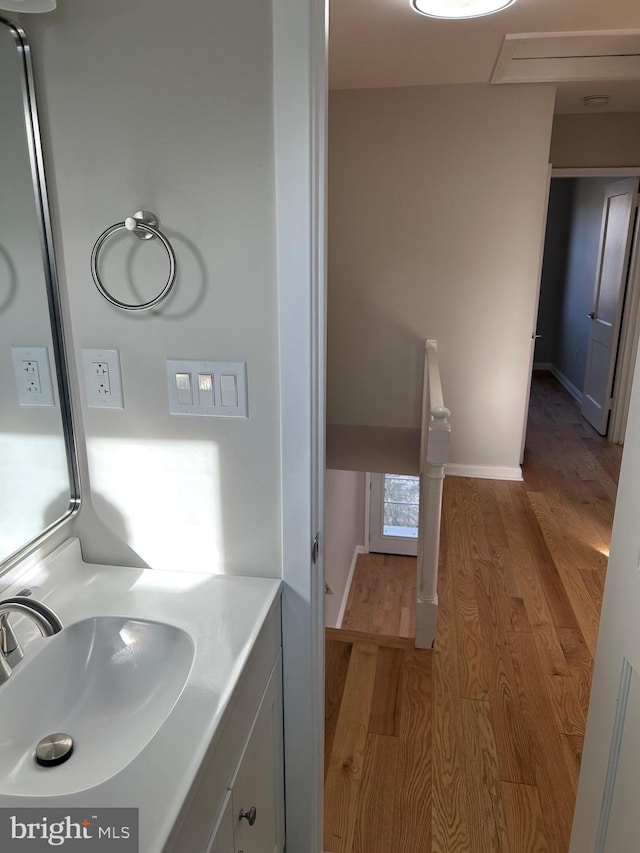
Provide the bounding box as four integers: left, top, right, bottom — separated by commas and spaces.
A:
81, 349, 248, 417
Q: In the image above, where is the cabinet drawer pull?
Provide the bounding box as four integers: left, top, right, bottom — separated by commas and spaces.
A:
239, 806, 257, 826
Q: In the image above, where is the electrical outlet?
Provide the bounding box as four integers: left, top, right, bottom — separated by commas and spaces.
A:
11, 347, 54, 406
82, 349, 124, 408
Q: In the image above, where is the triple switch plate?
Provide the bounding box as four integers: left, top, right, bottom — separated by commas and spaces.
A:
167, 359, 248, 417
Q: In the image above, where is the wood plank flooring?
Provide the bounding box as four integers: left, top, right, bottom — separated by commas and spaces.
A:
341, 552, 417, 638
324, 630, 432, 853
433, 372, 621, 852
325, 372, 622, 853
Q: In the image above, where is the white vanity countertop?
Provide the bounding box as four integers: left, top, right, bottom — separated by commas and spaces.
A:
0, 537, 282, 851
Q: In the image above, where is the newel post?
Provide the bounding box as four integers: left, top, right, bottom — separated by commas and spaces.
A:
415, 342, 451, 650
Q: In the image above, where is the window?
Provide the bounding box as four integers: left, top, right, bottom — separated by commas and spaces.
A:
369, 473, 419, 556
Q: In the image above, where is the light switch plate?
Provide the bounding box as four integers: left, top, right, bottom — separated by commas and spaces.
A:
82, 348, 124, 408
166, 359, 248, 417
11, 346, 54, 406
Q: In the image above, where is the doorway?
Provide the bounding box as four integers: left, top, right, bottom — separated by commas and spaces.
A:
533, 172, 640, 446
369, 472, 419, 556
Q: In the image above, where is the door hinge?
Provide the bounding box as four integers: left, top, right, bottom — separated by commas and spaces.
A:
312, 533, 320, 564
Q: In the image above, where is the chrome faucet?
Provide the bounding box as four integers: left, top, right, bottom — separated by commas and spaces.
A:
0, 595, 63, 684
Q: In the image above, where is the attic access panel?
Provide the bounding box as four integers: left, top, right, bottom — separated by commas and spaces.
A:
491, 31, 640, 84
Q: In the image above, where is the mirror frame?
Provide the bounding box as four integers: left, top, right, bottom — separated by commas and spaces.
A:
0, 17, 80, 577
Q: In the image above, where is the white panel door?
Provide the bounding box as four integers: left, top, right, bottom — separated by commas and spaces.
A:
569, 346, 640, 852
581, 178, 639, 435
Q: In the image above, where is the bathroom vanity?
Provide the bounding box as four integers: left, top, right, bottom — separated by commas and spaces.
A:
0, 539, 284, 852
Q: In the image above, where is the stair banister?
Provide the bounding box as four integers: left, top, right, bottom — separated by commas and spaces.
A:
416, 340, 451, 649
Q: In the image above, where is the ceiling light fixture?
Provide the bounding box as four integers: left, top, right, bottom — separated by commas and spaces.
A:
0, 0, 56, 12
411, 0, 516, 19
583, 95, 611, 109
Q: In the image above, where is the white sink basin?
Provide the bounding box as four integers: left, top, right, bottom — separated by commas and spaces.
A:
0, 616, 194, 796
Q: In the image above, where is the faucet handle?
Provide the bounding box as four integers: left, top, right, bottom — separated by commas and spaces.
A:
0, 614, 20, 655
0, 597, 63, 634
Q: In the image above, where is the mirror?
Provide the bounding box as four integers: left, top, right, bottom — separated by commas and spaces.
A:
0, 17, 79, 574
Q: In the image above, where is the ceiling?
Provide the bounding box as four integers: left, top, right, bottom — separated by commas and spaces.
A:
329, 0, 640, 112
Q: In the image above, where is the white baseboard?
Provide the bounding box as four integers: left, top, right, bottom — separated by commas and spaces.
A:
550, 365, 584, 404
336, 545, 365, 628
446, 463, 523, 482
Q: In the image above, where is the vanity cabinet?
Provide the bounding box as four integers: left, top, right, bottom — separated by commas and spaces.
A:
207, 653, 284, 853
167, 596, 284, 853
207, 793, 234, 853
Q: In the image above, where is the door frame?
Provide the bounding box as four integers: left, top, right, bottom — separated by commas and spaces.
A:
273, 1, 327, 851
524, 167, 640, 451
520, 163, 552, 463
609, 210, 640, 443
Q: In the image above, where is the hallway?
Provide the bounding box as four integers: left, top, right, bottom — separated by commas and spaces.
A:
325, 371, 621, 852
433, 371, 620, 852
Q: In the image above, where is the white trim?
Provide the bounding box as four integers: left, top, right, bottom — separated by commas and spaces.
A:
595, 658, 633, 851
336, 545, 365, 628
446, 463, 523, 481
550, 365, 584, 404
610, 211, 640, 445
273, 1, 326, 851
521, 163, 552, 465
552, 168, 640, 178
363, 473, 371, 555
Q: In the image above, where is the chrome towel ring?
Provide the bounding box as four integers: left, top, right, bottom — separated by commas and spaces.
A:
91, 210, 176, 311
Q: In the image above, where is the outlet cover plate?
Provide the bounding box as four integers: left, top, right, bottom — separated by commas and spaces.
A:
82, 348, 124, 408
11, 346, 54, 406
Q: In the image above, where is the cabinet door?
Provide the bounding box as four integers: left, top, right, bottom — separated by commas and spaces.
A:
231, 653, 284, 853
205, 791, 234, 853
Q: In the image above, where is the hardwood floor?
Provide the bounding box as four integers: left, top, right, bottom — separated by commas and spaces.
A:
433, 372, 621, 852
324, 630, 432, 853
324, 372, 622, 853
341, 552, 417, 638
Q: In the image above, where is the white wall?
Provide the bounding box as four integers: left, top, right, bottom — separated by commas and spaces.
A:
324, 469, 365, 627
28, 0, 281, 576
328, 83, 556, 473
551, 113, 640, 168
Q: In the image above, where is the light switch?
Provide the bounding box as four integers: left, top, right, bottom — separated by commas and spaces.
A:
11, 347, 54, 406
220, 374, 238, 407
176, 373, 192, 405
82, 349, 124, 408
197, 373, 214, 407
166, 359, 247, 417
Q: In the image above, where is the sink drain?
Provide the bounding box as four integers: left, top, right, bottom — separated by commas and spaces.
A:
35, 733, 74, 767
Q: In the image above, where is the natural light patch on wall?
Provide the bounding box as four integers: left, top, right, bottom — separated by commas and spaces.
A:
87, 438, 224, 574
0, 434, 70, 560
